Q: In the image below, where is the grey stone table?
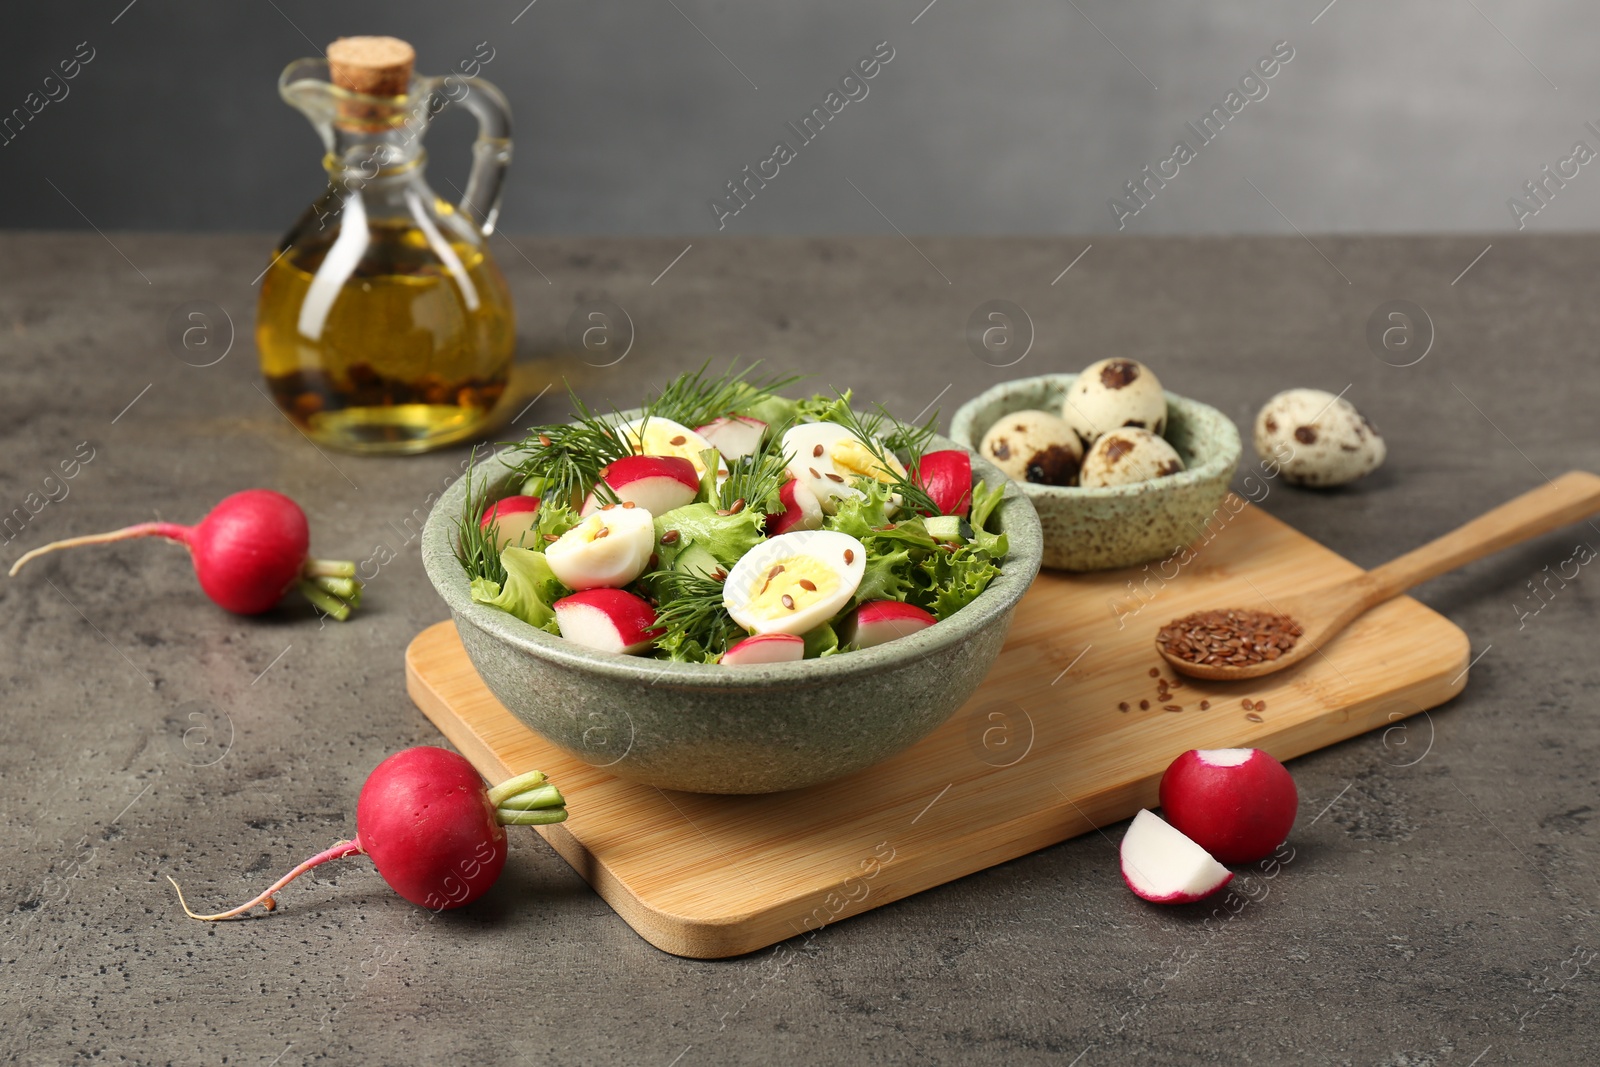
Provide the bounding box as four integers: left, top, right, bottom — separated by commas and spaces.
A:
3, 233, 1597, 1065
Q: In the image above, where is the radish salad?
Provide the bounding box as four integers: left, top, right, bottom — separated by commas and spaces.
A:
455, 365, 1010, 664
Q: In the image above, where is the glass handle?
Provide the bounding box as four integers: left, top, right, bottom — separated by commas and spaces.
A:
428, 76, 513, 237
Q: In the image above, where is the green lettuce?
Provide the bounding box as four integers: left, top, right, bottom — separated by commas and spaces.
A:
470, 546, 569, 633
653, 502, 766, 569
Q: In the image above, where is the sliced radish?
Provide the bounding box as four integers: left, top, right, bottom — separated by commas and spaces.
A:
842, 600, 937, 648
581, 455, 699, 516
910, 450, 973, 517
765, 477, 824, 536
553, 588, 661, 654
721, 632, 805, 666
480, 496, 542, 552
695, 415, 767, 462
1158, 748, 1299, 864
1119, 809, 1233, 904
545, 506, 655, 590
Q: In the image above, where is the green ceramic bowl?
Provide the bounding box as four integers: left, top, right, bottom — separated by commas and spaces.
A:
420, 434, 1043, 794
950, 374, 1240, 572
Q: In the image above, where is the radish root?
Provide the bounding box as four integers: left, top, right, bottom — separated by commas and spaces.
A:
169, 839, 364, 921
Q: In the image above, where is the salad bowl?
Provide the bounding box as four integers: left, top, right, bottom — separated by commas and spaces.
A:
422, 432, 1044, 794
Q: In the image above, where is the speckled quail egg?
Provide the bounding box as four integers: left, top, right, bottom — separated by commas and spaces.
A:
979, 409, 1082, 486
1078, 428, 1186, 488
1254, 388, 1385, 487
1060, 358, 1168, 447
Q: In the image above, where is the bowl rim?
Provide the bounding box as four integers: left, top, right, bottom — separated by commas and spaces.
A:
421, 428, 1044, 688
948, 372, 1242, 498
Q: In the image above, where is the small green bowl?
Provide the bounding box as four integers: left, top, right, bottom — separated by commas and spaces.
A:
420, 433, 1043, 794
950, 374, 1240, 572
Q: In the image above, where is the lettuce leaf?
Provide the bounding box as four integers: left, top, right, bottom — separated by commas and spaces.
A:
653, 502, 766, 569
470, 546, 569, 633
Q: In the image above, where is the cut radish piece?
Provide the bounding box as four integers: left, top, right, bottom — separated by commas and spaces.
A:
842, 600, 937, 648
721, 632, 805, 665
1119, 809, 1233, 904
695, 415, 767, 462
581, 455, 699, 517
620, 417, 728, 481
1158, 748, 1299, 864
910, 450, 973, 516
480, 496, 542, 552
553, 588, 661, 654
765, 477, 824, 536
545, 507, 655, 590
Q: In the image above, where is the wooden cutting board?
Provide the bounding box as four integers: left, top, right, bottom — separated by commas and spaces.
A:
406, 503, 1470, 959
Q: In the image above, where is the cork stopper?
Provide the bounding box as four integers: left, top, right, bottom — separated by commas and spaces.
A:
327, 36, 415, 97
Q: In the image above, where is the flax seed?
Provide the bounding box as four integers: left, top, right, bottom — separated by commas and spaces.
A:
781, 594, 796, 610
543, 533, 560, 542
1139, 700, 1150, 711
621, 501, 636, 508
809, 467, 821, 479
1245, 712, 1264, 723
670, 435, 687, 446
1148, 668, 1160, 678
660, 529, 680, 544
844, 549, 855, 564
730, 498, 746, 514
1199, 699, 1210, 710
813, 444, 824, 457
1156, 608, 1303, 667
1255, 700, 1267, 711
1118, 701, 1130, 712
798, 578, 817, 591
538, 434, 552, 448
1242, 699, 1254, 711
1164, 704, 1182, 712
825, 472, 845, 483
594, 527, 610, 539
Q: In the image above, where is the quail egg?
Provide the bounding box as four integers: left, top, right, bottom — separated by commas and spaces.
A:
979, 409, 1082, 486
1060, 358, 1168, 447
1078, 428, 1185, 488
1254, 388, 1385, 487
722, 529, 867, 635
781, 421, 906, 515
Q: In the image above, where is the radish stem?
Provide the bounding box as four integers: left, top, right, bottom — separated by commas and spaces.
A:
297, 579, 353, 621
8, 522, 191, 577
303, 558, 356, 579
496, 784, 563, 810
486, 770, 547, 806
168, 838, 363, 921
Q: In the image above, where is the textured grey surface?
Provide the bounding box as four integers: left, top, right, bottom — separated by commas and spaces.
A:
6, 2, 1600, 236
421, 436, 1041, 795
2, 232, 1598, 1064
950, 373, 1241, 572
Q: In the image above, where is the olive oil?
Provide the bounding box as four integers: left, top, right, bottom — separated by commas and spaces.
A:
259, 36, 518, 454
257, 220, 513, 454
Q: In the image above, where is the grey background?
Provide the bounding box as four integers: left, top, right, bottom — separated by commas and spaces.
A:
3, 0, 1599, 236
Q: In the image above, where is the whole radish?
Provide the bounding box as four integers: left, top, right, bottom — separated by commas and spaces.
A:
8, 488, 363, 620
168, 746, 567, 919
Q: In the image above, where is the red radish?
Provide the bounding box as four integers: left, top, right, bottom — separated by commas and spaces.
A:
722, 632, 805, 665
7, 488, 362, 620
553, 588, 661, 654
910, 450, 973, 516
480, 496, 542, 552
1159, 748, 1299, 864
580, 455, 699, 516
167, 746, 567, 919
1119, 809, 1233, 904
695, 415, 767, 461
765, 477, 824, 536
842, 600, 937, 648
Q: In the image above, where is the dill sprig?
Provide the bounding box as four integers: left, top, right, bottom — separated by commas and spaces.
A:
646, 360, 803, 429
509, 385, 633, 507
640, 570, 745, 659
453, 450, 508, 586
827, 397, 942, 515
717, 433, 792, 514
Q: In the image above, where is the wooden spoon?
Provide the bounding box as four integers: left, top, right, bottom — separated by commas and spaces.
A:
1157, 470, 1600, 681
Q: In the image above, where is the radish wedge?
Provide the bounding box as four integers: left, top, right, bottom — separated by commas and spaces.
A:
1119, 809, 1233, 904
581, 455, 699, 517
842, 600, 937, 648
721, 632, 805, 665
910, 450, 973, 516
480, 496, 542, 552
695, 415, 767, 462
553, 588, 661, 654
765, 477, 824, 536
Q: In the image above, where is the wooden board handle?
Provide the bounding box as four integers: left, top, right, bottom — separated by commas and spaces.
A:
1365, 470, 1600, 599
